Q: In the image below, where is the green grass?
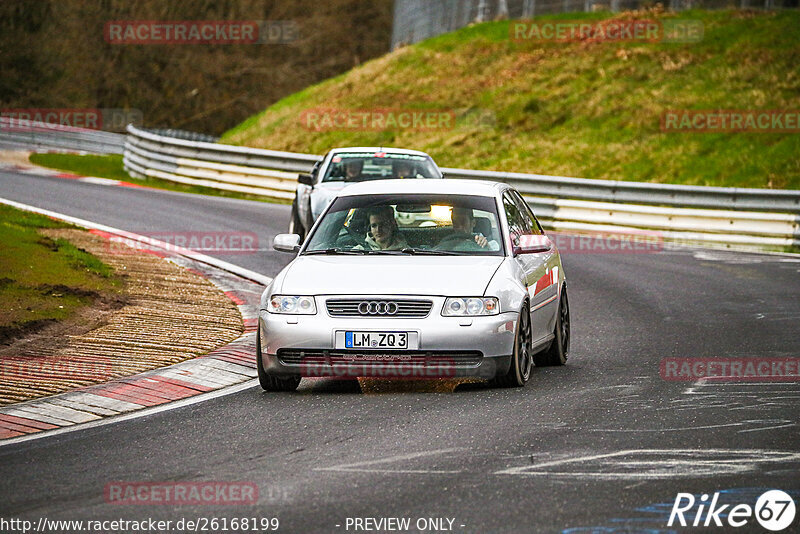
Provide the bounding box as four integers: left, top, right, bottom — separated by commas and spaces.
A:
222, 9, 800, 190
28, 153, 289, 204
29, 153, 132, 182
0, 204, 122, 343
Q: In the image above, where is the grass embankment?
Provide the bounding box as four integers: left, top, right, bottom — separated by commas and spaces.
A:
0, 204, 122, 343
222, 9, 800, 190
28, 153, 289, 203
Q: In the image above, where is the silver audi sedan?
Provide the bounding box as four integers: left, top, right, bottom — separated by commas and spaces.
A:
258, 179, 570, 391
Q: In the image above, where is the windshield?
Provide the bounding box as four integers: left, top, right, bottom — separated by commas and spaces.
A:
304, 194, 504, 256
321, 152, 440, 183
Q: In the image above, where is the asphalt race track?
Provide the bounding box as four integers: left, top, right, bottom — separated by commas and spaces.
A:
1, 169, 799, 533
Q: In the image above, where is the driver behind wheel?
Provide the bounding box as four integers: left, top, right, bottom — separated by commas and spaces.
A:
392, 160, 416, 179
343, 159, 364, 182
437, 207, 499, 251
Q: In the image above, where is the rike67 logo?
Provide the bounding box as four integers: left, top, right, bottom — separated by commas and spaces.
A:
669, 490, 796, 531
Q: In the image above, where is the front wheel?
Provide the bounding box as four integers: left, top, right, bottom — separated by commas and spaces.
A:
256, 330, 300, 392
491, 304, 532, 388
534, 285, 570, 366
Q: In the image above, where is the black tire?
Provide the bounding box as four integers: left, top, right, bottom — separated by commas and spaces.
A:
256, 330, 300, 392
288, 200, 305, 241
534, 284, 570, 367
492, 303, 533, 388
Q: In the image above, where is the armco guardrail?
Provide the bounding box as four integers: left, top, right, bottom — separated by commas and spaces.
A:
441, 167, 800, 213
124, 125, 799, 249
124, 125, 319, 200
0, 118, 125, 154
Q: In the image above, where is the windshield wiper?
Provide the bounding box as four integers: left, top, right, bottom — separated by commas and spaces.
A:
400, 247, 462, 256
304, 248, 368, 255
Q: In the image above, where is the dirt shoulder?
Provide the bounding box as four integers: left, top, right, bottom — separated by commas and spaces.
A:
0, 228, 244, 405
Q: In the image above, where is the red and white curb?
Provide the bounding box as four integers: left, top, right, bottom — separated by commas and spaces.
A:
0, 160, 148, 189
0, 197, 272, 445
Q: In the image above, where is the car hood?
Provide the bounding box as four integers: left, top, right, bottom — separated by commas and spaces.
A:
279, 256, 504, 296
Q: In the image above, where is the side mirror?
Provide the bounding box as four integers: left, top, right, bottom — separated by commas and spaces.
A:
273, 233, 301, 253
298, 173, 314, 186
513, 234, 552, 256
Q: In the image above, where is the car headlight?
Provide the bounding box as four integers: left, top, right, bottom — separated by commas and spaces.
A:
442, 297, 499, 316
268, 295, 317, 314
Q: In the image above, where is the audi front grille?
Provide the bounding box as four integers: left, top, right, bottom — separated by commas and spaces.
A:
326, 299, 433, 318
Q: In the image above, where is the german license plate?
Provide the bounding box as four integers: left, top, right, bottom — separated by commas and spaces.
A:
345, 331, 408, 349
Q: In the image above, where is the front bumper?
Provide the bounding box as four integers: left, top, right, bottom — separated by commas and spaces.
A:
258, 296, 517, 379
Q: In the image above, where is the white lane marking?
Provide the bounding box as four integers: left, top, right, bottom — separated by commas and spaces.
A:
0, 379, 258, 448
0, 197, 273, 286
498, 451, 622, 472
78, 177, 121, 186
322, 468, 463, 474
737, 420, 796, 433
494, 449, 800, 479
587, 419, 795, 433
315, 448, 465, 474
693, 250, 800, 263
587, 422, 743, 432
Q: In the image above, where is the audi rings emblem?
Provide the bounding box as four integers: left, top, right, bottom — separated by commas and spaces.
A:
358, 301, 399, 315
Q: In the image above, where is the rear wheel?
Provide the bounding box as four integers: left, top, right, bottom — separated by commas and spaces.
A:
288, 200, 305, 241
492, 304, 532, 388
534, 285, 570, 366
256, 330, 300, 392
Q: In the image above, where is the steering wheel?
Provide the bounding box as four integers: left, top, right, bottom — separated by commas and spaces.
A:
342, 225, 369, 249
435, 231, 483, 251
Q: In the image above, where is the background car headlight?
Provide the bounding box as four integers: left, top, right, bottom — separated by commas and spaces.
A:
268, 295, 317, 314
442, 297, 499, 316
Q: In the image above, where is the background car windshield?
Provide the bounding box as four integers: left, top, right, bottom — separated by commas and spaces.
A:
305, 194, 504, 255
321, 153, 439, 183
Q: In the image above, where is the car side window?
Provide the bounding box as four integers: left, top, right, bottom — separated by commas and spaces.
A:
510, 190, 544, 235
503, 193, 530, 245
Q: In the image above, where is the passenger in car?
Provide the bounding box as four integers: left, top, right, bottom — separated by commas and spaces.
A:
362, 206, 409, 250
